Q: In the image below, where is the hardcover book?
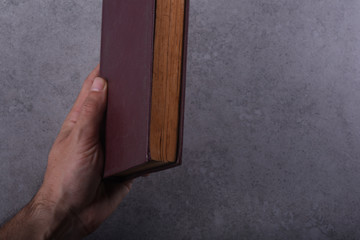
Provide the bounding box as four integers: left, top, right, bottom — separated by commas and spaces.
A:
100, 0, 189, 179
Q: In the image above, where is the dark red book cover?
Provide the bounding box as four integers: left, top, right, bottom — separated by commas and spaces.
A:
100, 0, 189, 179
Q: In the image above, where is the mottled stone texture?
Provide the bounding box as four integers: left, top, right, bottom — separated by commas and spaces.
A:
1, 0, 360, 239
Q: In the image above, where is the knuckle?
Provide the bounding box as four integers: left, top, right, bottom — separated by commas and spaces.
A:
81, 96, 99, 116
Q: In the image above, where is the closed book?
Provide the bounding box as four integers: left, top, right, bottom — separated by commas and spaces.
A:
100, 0, 189, 179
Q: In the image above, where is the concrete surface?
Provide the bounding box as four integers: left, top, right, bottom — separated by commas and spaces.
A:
1, 0, 360, 239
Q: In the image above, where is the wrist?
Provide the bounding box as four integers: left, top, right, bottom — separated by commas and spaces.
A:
25, 189, 86, 239
0, 189, 85, 240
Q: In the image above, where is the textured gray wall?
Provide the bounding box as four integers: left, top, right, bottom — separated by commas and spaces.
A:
1, 0, 360, 239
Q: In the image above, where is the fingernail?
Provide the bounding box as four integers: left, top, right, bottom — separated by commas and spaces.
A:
91, 77, 105, 92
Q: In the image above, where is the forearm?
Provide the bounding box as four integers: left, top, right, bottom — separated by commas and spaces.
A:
0, 190, 85, 240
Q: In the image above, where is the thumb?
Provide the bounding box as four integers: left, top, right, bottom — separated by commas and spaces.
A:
75, 77, 107, 140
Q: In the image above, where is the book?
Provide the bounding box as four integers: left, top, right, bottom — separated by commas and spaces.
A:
100, 0, 189, 179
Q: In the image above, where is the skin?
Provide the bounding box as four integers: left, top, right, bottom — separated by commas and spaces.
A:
0, 65, 132, 239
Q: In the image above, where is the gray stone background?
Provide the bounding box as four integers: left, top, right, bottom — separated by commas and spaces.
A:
1, 0, 360, 239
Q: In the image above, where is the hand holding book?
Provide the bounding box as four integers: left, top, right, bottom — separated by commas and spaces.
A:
0, 66, 132, 239
0, 0, 190, 237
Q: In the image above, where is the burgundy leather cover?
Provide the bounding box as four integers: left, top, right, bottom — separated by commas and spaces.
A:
100, 0, 189, 179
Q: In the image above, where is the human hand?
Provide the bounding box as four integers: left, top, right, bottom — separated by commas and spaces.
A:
0, 65, 132, 239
